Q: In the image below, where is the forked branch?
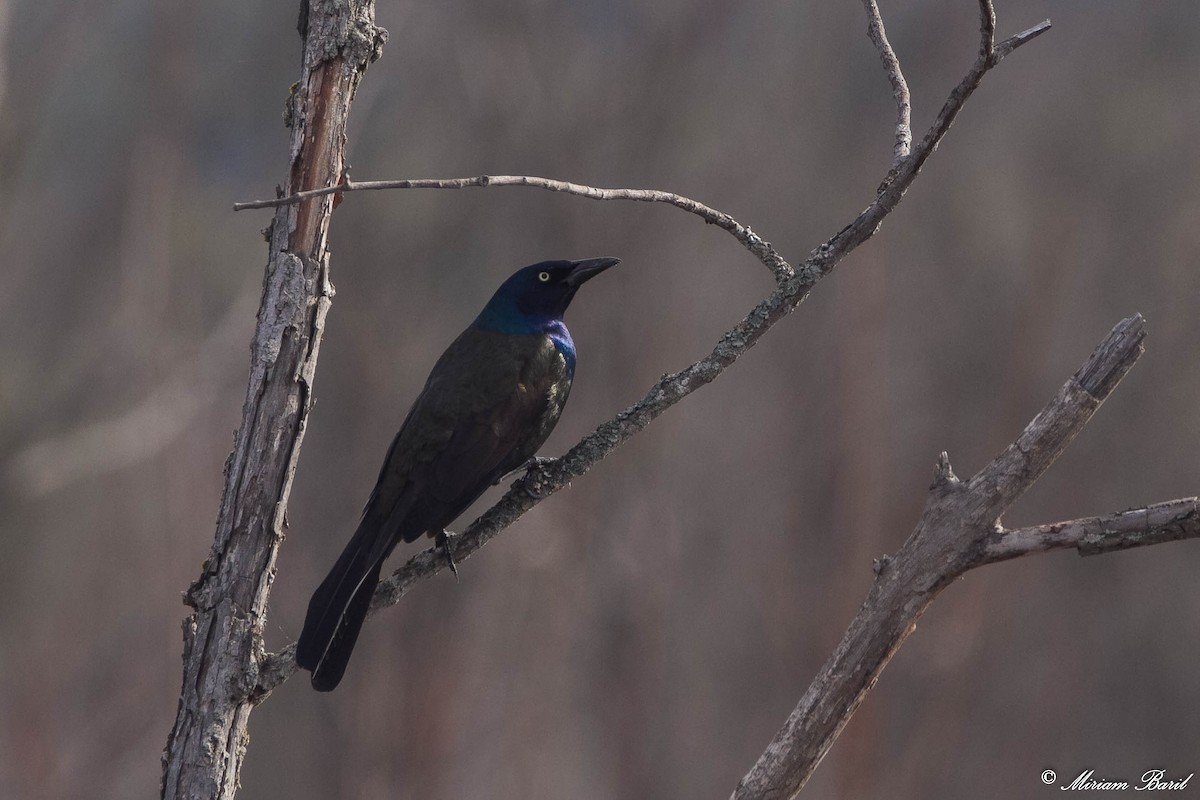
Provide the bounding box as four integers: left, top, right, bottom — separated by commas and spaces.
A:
731, 315, 1200, 799
862, 0, 911, 167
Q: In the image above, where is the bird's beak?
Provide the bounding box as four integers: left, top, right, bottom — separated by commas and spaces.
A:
565, 257, 621, 287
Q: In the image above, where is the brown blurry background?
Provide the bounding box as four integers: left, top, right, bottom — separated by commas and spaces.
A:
1, 1, 1198, 798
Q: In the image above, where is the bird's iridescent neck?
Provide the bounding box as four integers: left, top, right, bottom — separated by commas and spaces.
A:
472, 312, 576, 374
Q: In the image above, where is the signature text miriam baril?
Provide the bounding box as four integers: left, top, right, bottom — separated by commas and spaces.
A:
1061, 769, 1193, 791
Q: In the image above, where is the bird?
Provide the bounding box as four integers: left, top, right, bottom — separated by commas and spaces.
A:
296, 257, 620, 691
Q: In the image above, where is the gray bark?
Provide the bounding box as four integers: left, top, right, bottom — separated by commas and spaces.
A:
160, 4, 385, 798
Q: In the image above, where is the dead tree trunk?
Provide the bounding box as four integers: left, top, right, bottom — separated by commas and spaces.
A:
160, 4, 385, 798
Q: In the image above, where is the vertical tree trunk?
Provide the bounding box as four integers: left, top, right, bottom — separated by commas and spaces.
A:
161, 4, 386, 798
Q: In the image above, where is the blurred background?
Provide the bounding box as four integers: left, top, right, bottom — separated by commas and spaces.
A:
1, 0, 1198, 797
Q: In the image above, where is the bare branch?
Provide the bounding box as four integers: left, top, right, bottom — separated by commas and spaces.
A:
236, 175, 794, 283
982, 498, 1200, 562
233, 8, 1053, 297
731, 315, 1157, 800
862, 0, 912, 166
965, 314, 1145, 517
995, 19, 1053, 61
795, 9, 1051, 289
978, 0, 997, 57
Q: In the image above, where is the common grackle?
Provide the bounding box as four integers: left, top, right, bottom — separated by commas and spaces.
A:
296, 257, 620, 691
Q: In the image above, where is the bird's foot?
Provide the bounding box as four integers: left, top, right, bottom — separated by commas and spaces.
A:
526, 455, 556, 470
435, 530, 460, 582
521, 456, 559, 499
497, 455, 556, 485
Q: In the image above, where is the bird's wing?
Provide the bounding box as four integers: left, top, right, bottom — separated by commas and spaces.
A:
428, 376, 545, 502
395, 331, 568, 541
393, 374, 553, 542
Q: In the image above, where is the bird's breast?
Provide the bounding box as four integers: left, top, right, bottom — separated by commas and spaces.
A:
519, 334, 574, 434
542, 321, 576, 377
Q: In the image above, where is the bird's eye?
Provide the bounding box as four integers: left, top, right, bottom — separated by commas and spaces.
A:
538, 271, 551, 282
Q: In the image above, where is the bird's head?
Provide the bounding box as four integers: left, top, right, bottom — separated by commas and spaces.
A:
473, 257, 620, 333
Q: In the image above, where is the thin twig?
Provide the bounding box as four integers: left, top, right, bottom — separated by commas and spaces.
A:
863, 0, 912, 167
252, 0, 1053, 702
978, 0, 997, 58
235, 175, 795, 284
995, 19, 1052, 61
815, 7, 1049, 272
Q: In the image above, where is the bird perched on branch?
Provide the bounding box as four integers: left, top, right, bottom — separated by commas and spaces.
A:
297, 257, 620, 691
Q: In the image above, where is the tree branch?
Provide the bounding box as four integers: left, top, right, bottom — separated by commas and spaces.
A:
995, 20, 1052, 61
983, 498, 1200, 562
251, 0, 1052, 702
729, 314, 1181, 800
964, 313, 1145, 517
978, 0, 998, 57
236, 175, 795, 284
862, 0, 911, 167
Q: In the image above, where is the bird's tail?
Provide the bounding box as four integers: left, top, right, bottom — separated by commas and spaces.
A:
296, 520, 391, 691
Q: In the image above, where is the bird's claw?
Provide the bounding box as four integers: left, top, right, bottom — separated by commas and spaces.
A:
521, 457, 559, 499
497, 455, 556, 485
435, 530, 460, 581
522, 455, 556, 474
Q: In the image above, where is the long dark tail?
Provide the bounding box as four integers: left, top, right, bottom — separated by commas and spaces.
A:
297, 520, 392, 692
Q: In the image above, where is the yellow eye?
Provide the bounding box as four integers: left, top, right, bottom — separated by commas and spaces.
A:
538, 271, 551, 282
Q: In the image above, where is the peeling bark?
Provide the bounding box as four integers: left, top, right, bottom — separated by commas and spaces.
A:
160, 4, 385, 799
